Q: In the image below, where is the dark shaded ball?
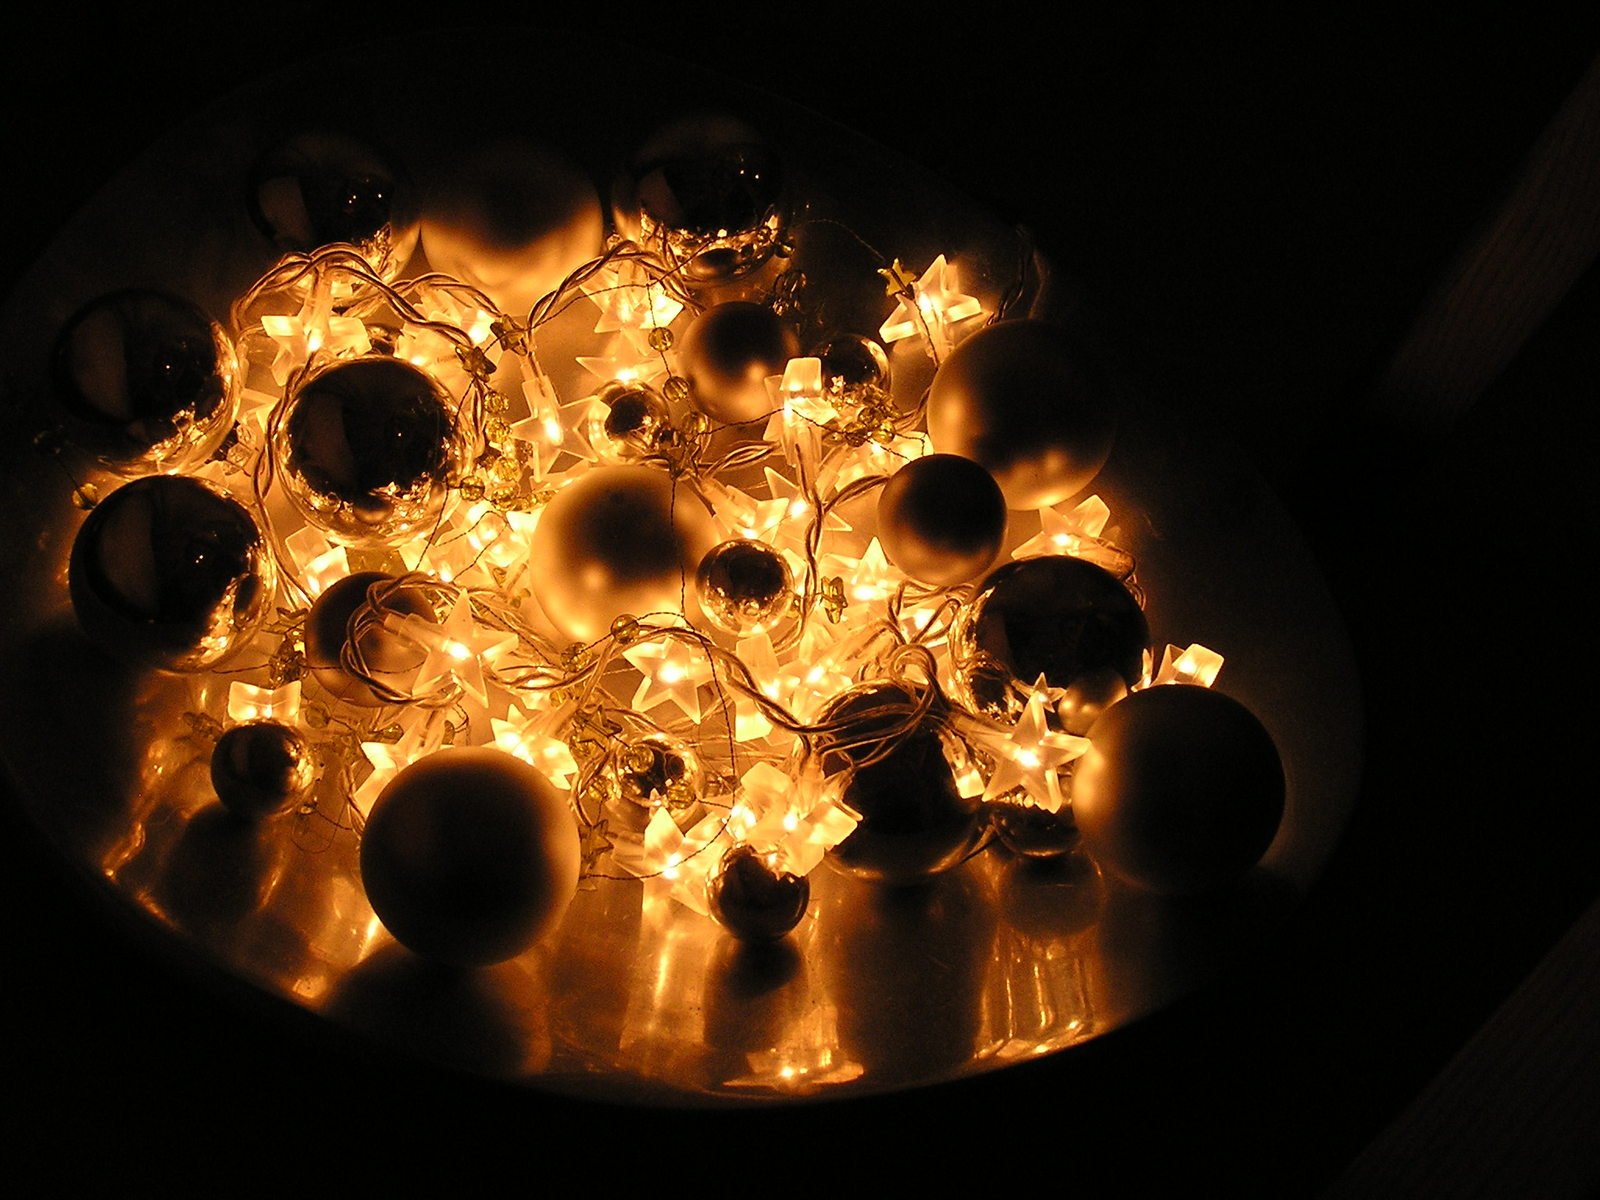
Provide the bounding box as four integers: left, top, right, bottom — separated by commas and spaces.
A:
303, 572, 436, 706
211, 722, 317, 819
817, 681, 981, 885
360, 748, 580, 966
877, 453, 1007, 587
68, 475, 274, 671
52, 288, 236, 470
708, 844, 810, 941
1073, 685, 1285, 895
680, 302, 797, 425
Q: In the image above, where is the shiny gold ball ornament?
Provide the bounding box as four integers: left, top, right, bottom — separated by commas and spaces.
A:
602, 733, 706, 814
247, 130, 418, 280
952, 556, 1148, 723
360, 747, 581, 966
876, 454, 1007, 588
613, 114, 789, 285
52, 288, 239, 473
527, 465, 719, 642
708, 843, 809, 942
1073, 685, 1285, 896
68, 475, 275, 672
987, 797, 1080, 859
210, 722, 317, 819
419, 136, 604, 315
695, 539, 793, 635
927, 320, 1116, 510
680, 301, 798, 426
303, 572, 437, 706
590, 381, 672, 463
272, 355, 462, 546
816, 681, 982, 886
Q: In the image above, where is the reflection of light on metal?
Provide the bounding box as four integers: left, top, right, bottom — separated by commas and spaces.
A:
724, 1004, 864, 1094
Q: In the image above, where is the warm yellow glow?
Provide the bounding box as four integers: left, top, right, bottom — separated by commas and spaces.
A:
227, 680, 302, 724
1152, 642, 1225, 688
878, 253, 983, 357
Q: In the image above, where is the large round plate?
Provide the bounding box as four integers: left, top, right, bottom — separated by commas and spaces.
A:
0, 36, 1359, 1103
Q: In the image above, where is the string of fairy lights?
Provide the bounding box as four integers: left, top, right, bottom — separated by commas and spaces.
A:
44, 118, 1272, 964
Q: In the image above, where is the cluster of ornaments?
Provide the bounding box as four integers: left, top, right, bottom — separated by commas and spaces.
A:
49, 113, 1284, 971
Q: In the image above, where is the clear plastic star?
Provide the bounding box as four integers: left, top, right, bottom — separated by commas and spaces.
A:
971, 678, 1090, 810
1152, 642, 1225, 688
581, 259, 684, 341
878, 254, 983, 359
400, 594, 518, 706
356, 717, 449, 816
623, 634, 716, 721
577, 332, 670, 385
725, 760, 860, 876
1012, 495, 1113, 560
490, 701, 579, 787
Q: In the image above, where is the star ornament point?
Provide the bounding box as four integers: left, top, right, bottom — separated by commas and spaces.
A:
878, 254, 982, 358
975, 681, 1089, 811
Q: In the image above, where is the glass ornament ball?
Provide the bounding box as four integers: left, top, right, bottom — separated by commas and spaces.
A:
1073, 685, 1285, 896
1055, 666, 1130, 736
418, 136, 604, 316
695, 539, 793, 635
303, 572, 437, 707
679, 301, 798, 426
211, 722, 317, 820
51, 288, 239, 474
589, 381, 671, 463
952, 555, 1148, 723
816, 681, 982, 886
272, 355, 462, 546
876, 453, 1007, 588
926, 320, 1116, 510
708, 844, 810, 942
814, 332, 890, 396
526, 464, 719, 642
360, 747, 581, 966
613, 114, 789, 285
68, 475, 276, 672
247, 130, 418, 281
601, 733, 706, 814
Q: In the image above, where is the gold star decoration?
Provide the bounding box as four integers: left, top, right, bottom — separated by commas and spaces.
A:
877, 253, 982, 359
970, 678, 1090, 810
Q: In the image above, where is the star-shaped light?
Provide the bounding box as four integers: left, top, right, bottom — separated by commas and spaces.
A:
1012, 494, 1118, 561
761, 358, 839, 467
878, 254, 982, 359
970, 678, 1090, 811
356, 717, 449, 816
623, 633, 716, 721
581, 258, 684, 343
227, 679, 302, 725
285, 527, 349, 599
1151, 642, 1224, 688
577, 332, 669, 386
508, 366, 568, 449
490, 701, 580, 788
260, 308, 369, 386
399, 593, 518, 707
724, 760, 860, 876
759, 466, 852, 559
701, 479, 788, 543
613, 805, 729, 915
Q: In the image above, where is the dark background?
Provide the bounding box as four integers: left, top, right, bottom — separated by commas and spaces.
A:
3, 4, 1598, 1192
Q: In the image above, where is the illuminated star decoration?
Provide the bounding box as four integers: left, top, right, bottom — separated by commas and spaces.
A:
725, 760, 860, 876
878, 254, 982, 360
971, 677, 1091, 810
615, 805, 730, 915
356, 716, 449, 816
1151, 642, 1225, 688
399, 593, 518, 707
576, 332, 669, 386
762, 357, 839, 467
490, 700, 580, 788
227, 679, 302, 725
623, 633, 717, 721
260, 303, 369, 386
1011, 494, 1134, 577
581, 257, 684, 345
